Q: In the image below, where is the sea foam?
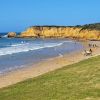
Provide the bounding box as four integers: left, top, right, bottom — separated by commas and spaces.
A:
0, 41, 67, 56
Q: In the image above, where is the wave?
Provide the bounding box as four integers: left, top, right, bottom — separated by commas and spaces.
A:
2, 34, 8, 38
0, 41, 66, 56
11, 42, 29, 47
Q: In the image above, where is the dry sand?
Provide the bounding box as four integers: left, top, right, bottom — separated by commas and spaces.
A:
0, 41, 100, 89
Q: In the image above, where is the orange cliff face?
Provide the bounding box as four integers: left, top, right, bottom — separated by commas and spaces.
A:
20, 26, 100, 40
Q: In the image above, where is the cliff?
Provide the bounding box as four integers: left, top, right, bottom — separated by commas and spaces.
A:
20, 23, 100, 40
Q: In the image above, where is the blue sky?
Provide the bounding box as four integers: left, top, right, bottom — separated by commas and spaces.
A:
0, 0, 100, 32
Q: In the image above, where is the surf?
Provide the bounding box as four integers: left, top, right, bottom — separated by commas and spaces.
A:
0, 41, 66, 56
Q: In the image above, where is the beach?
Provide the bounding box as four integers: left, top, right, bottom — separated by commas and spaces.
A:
0, 38, 83, 73
0, 40, 99, 89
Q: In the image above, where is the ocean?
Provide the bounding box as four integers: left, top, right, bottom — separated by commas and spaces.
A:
0, 33, 83, 74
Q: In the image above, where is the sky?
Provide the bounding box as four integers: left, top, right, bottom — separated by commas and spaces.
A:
0, 0, 100, 32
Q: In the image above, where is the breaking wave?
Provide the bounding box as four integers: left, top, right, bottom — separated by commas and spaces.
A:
0, 41, 67, 56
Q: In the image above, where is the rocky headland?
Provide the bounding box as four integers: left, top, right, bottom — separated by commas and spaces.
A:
5, 23, 100, 40
19, 23, 100, 40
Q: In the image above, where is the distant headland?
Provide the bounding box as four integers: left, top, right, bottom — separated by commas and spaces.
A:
8, 23, 100, 40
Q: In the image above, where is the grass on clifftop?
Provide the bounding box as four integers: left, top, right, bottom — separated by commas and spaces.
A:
0, 56, 100, 100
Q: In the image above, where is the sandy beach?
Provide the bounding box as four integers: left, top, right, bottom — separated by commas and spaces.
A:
0, 41, 100, 89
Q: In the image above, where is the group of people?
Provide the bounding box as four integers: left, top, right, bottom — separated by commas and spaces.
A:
88, 43, 98, 48
83, 43, 96, 56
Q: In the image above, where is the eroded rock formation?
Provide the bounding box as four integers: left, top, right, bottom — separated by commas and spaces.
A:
8, 32, 16, 38
20, 26, 100, 40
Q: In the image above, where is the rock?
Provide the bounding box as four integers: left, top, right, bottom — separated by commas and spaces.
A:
7, 32, 16, 38
20, 26, 100, 40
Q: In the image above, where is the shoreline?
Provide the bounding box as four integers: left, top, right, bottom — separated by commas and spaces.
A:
0, 41, 100, 89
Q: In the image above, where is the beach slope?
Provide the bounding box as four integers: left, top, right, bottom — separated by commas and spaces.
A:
0, 55, 100, 100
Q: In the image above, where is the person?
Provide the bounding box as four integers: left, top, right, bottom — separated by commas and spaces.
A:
89, 48, 92, 53
88, 44, 91, 47
95, 44, 97, 47
93, 44, 95, 48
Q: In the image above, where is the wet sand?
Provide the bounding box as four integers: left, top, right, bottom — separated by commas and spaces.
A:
0, 41, 100, 89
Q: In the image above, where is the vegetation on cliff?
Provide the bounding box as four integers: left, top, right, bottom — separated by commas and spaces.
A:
79, 23, 100, 31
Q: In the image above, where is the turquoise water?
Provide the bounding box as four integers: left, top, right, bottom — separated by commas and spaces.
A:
0, 33, 83, 74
